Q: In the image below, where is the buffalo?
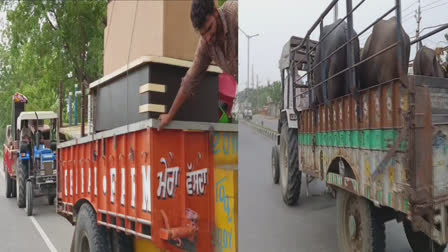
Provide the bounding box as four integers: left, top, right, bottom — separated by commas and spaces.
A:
359, 17, 411, 89
413, 46, 447, 78
313, 19, 361, 105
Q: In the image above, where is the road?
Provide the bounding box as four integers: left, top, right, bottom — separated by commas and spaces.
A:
238, 122, 423, 252
0, 163, 73, 252
250, 114, 278, 131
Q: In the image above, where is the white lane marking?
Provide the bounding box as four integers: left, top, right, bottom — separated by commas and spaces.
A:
30, 216, 58, 252
0, 164, 5, 194
2, 161, 57, 252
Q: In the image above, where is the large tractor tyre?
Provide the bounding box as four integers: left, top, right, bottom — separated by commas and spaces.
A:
11, 179, 16, 198
403, 219, 447, 252
271, 145, 280, 184
336, 189, 386, 252
16, 162, 27, 208
47, 195, 55, 205
25, 180, 33, 216
5, 170, 12, 198
279, 124, 301, 206
73, 204, 111, 252
111, 231, 134, 252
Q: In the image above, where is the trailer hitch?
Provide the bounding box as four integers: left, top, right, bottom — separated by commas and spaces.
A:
159, 208, 199, 247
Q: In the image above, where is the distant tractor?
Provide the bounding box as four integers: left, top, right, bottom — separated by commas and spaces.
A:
16, 111, 59, 216
243, 109, 253, 120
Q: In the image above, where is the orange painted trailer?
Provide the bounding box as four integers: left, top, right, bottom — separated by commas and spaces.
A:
57, 119, 237, 251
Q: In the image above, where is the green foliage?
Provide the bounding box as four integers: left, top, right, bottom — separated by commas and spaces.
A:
238, 81, 282, 111
0, 1, 106, 145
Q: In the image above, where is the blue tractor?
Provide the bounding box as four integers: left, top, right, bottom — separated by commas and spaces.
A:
16, 111, 58, 216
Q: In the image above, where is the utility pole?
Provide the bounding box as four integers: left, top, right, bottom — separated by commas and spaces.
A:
251, 64, 254, 88
239, 27, 259, 90
256, 74, 259, 89
59, 81, 63, 128
415, 0, 422, 50
334, 2, 338, 22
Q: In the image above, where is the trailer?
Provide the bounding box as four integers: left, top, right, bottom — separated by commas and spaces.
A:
3, 93, 28, 199
4, 125, 17, 198
272, 0, 448, 251
57, 56, 238, 252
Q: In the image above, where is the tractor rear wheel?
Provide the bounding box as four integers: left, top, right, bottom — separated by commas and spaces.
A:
11, 179, 16, 197
271, 145, 280, 184
5, 170, 12, 198
47, 195, 55, 205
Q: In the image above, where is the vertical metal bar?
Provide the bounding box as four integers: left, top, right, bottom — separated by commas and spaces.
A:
287, 61, 290, 109
81, 81, 85, 137
346, 0, 356, 95
346, 0, 362, 121
68, 92, 72, 126
306, 38, 312, 108
334, 2, 338, 23
320, 20, 328, 104
395, 0, 403, 81
291, 65, 295, 111
281, 69, 285, 110
74, 84, 78, 126
281, 68, 286, 136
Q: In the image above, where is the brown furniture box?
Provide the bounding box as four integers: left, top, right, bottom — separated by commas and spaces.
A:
104, 0, 217, 75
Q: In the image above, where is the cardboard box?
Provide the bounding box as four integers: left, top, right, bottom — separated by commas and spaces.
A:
103, 0, 216, 75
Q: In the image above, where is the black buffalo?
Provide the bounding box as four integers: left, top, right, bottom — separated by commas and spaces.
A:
313, 19, 360, 105
360, 17, 411, 89
413, 46, 446, 78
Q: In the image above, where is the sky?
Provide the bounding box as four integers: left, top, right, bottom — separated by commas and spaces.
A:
238, 0, 448, 91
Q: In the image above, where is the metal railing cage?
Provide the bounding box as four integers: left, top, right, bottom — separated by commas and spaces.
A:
285, 0, 448, 117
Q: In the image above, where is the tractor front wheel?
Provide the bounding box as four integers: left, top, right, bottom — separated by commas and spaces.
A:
279, 124, 301, 206
16, 162, 27, 208
25, 180, 33, 216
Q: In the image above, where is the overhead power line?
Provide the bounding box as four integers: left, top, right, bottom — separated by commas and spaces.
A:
421, 0, 447, 9
402, 0, 419, 12
421, 1, 448, 12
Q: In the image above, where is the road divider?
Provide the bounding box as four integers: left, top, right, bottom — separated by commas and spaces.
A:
241, 120, 279, 142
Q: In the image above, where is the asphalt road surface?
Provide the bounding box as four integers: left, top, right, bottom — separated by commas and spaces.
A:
0, 163, 73, 252
238, 122, 431, 252
250, 114, 278, 131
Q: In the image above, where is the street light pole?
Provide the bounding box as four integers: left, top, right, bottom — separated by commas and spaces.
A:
239, 27, 259, 90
